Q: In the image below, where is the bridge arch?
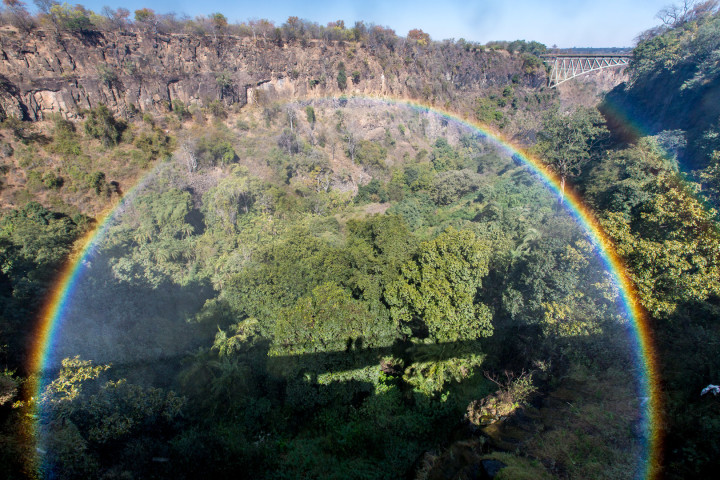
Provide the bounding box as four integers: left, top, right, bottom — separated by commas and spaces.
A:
541, 54, 631, 88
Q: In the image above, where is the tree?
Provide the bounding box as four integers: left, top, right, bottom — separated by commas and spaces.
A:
599, 173, 720, 318
83, 104, 126, 146
656, 0, 719, 26
47, 2, 93, 33
32, 0, 56, 15
202, 167, 261, 232
248, 18, 274, 43
337, 61, 347, 90
408, 28, 430, 46
385, 228, 493, 342
133, 7, 153, 23
305, 105, 316, 128
210, 12, 227, 34
3, 0, 33, 32
535, 107, 607, 202
134, 7, 157, 33
0, 203, 81, 367
272, 282, 384, 354
100, 6, 129, 30
215, 70, 233, 100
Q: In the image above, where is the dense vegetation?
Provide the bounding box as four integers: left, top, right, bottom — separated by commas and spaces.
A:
599, 3, 720, 477
0, 2, 719, 479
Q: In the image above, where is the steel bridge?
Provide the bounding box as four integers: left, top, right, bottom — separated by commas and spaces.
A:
541, 53, 632, 88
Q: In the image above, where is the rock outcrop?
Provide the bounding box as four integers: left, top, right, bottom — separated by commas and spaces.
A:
0, 25, 545, 120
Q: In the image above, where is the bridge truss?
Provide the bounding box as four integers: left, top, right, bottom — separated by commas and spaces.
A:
541, 54, 631, 88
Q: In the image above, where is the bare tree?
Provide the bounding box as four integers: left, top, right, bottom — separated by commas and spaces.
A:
656, 0, 719, 26
180, 141, 198, 173
285, 106, 297, 133
4, 0, 34, 32
345, 130, 357, 163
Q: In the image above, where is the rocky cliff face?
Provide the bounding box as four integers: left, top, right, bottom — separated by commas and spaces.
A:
0, 26, 546, 120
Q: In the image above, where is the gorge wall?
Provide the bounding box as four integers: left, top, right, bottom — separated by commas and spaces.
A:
0, 25, 547, 121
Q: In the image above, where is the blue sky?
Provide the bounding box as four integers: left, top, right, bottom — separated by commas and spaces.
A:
51, 1, 671, 47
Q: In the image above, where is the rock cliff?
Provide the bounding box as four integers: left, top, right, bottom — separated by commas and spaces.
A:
0, 25, 546, 120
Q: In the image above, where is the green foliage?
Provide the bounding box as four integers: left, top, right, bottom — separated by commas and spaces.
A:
599, 172, 720, 318
430, 137, 462, 171
403, 340, 485, 395
133, 128, 174, 161
83, 104, 126, 146
386, 228, 493, 342
521, 53, 543, 74
3, 92, 695, 478
105, 189, 196, 286
48, 115, 82, 157
79, 379, 185, 444
202, 166, 262, 232
273, 282, 388, 354
403, 161, 435, 191
42, 171, 64, 189
506, 39, 547, 56
133, 7, 154, 23
195, 133, 237, 166
430, 169, 482, 205
50, 2, 94, 33
534, 106, 607, 185
40, 356, 185, 478
337, 62, 347, 91
213, 318, 263, 357
355, 179, 389, 204
41, 356, 111, 406
475, 96, 505, 127
86, 170, 106, 194
354, 139, 386, 167
305, 105, 316, 125
208, 99, 227, 118
172, 100, 191, 120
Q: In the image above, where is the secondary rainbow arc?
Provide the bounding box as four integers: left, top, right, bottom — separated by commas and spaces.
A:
28, 95, 663, 479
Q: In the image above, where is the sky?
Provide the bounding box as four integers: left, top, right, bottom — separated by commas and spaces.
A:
47, 0, 673, 47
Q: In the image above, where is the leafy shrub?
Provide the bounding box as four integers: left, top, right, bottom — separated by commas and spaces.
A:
305, 106, 316, 125
355, 179, 389, 204
474, 97, 505, 127
337, 62, 347, 90
172, 100, 191, 121
195, 135, 237, 166
85, 171, 107, 195
354, 140, 386, 167
48, 116, 82, 157
133, 129, 174, 161
430, 170, 482, 205
208, 100, 226, 119
43, 172, 64, 189
84, 105, 126, 146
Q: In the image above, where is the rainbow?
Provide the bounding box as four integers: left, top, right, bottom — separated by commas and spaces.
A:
28, 170, 160, 376
28, 95, 662, 478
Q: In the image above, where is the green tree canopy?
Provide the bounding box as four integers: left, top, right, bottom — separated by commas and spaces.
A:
83, 104, 126, 146
385, 227, 493, 342
535, 106, 607, 200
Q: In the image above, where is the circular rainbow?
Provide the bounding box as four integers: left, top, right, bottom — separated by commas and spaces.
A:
28, 95, 662, 478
